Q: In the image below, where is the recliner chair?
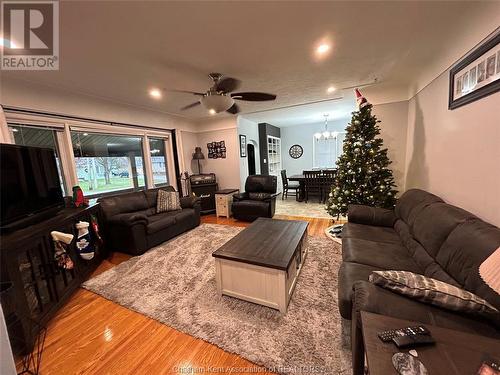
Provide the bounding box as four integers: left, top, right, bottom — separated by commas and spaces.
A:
232, 175, 279, 221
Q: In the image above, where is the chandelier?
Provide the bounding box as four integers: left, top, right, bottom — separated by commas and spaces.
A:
314, 114, 338, 141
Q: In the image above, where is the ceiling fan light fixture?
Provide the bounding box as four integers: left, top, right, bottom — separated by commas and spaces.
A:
200, 94, 234, 113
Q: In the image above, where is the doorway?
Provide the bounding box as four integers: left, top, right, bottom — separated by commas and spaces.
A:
247, 143, 256, 176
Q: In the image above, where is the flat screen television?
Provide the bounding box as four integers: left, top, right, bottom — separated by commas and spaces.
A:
1, 143, 64, 230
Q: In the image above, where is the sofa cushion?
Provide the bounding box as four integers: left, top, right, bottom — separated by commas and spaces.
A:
147, 211, 178, 234
437, 219, 500, 310
369, 270, 499, 318
342, 222, 402, 244
99, 190, 149, 220
395, 189, 443, 227
342, 238, 421, 272
338, 262, 381, 319
352, 281, 498, 338
157, 190, 181, 213
248, 192, 272, 201
411, 202, 476, 257
173, 208, 196, 224
394, 220, 459, 286
232, 200, 270, 217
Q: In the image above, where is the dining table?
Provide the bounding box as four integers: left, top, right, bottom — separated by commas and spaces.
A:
288, 170, 336, 202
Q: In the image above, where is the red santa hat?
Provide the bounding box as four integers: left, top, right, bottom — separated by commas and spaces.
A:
354, 88, 369, 109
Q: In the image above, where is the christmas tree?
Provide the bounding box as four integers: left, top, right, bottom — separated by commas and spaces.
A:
326, 89, 398, 216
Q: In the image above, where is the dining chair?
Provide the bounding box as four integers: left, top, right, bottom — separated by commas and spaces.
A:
280, 170, 300, 200
303, 170, 322, 203
321, 169, 336, 203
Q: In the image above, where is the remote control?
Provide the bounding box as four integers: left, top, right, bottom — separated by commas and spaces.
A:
377, 325, 430, 343
393, 334, 436, 348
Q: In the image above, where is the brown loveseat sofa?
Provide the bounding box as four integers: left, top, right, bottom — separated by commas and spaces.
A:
99, 186, 200, 255
338, 189, 500, 375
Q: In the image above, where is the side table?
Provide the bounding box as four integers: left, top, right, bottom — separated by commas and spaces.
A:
215, 189, 239, 218
361, 311, 500, 375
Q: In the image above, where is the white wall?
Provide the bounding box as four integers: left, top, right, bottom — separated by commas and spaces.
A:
237, 117, 260, 190
179, 117, 241, 190
280, 119, 349, 177
405, 71, 500, 226
372, 101, 409, 191
1, 78, 196, 132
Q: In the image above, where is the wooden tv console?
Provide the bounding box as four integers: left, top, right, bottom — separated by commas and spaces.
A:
0, 204, 107, 354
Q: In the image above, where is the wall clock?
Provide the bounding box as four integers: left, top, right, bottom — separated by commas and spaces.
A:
289, 144, 303, 159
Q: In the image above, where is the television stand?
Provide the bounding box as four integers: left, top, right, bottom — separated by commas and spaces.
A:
0, 204, 107, 355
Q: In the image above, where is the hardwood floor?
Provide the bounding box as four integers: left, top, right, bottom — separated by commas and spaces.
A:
16, 214, 337, 374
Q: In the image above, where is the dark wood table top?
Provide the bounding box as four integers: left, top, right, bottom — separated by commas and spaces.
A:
288, 171, 336, 181
361, 311, 500, 375
212, 217, 308, 270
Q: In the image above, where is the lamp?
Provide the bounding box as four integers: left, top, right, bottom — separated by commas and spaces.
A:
479, 247, 500, 294
192, 147, 205, 174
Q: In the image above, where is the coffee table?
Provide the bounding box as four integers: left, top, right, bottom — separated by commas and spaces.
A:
361, 311, 500, 375
212, 217, 308, 313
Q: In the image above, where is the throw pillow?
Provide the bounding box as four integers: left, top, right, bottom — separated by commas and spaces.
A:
156, 189, 181, 213
248, 192, 271, 201
369, 270, 499, 316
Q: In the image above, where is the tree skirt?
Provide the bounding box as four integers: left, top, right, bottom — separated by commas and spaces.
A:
83, 224, 351, 374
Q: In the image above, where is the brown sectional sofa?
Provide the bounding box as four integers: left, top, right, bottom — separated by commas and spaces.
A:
338, 189, 500, 375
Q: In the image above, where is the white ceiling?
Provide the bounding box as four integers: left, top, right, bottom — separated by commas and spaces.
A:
2, 1, 498, 121
241, 90, 355, 127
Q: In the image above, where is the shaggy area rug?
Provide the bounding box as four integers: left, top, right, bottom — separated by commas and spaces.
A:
83, 224, 351, 374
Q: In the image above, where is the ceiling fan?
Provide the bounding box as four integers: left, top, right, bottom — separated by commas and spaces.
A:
175, 73, 277, 115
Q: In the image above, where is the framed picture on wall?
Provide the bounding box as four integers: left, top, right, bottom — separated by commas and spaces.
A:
449, 30, 500, 109
239, 135, 247, 157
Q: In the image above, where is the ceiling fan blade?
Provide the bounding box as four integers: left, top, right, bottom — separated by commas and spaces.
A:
231, 92, 276, 101
180, 101, 201, 110
216, 77, 241, 93
226, 103, 240, 114
170, 89, 205, 96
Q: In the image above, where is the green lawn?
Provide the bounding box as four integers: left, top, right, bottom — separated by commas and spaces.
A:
78, 177, 145, 194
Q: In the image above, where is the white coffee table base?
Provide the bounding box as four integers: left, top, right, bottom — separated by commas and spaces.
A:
215, 248, 307, 313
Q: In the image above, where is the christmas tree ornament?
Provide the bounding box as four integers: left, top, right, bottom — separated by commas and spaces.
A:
355, 88, 369, 109
51, 231, 74, 269
76, 221, 95, 260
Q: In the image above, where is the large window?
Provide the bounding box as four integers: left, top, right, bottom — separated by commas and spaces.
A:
313, 133, 346, 169
71, 131, 146, 196
149, 137, 169, 187
9, 124, 67, 194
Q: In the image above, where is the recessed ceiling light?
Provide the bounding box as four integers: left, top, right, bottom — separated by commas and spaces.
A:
316, 43, 330, 55
149, 88, 162, 99
83, 133, 89, 136
208, 109, 216, 115
327, 86, 336, 93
